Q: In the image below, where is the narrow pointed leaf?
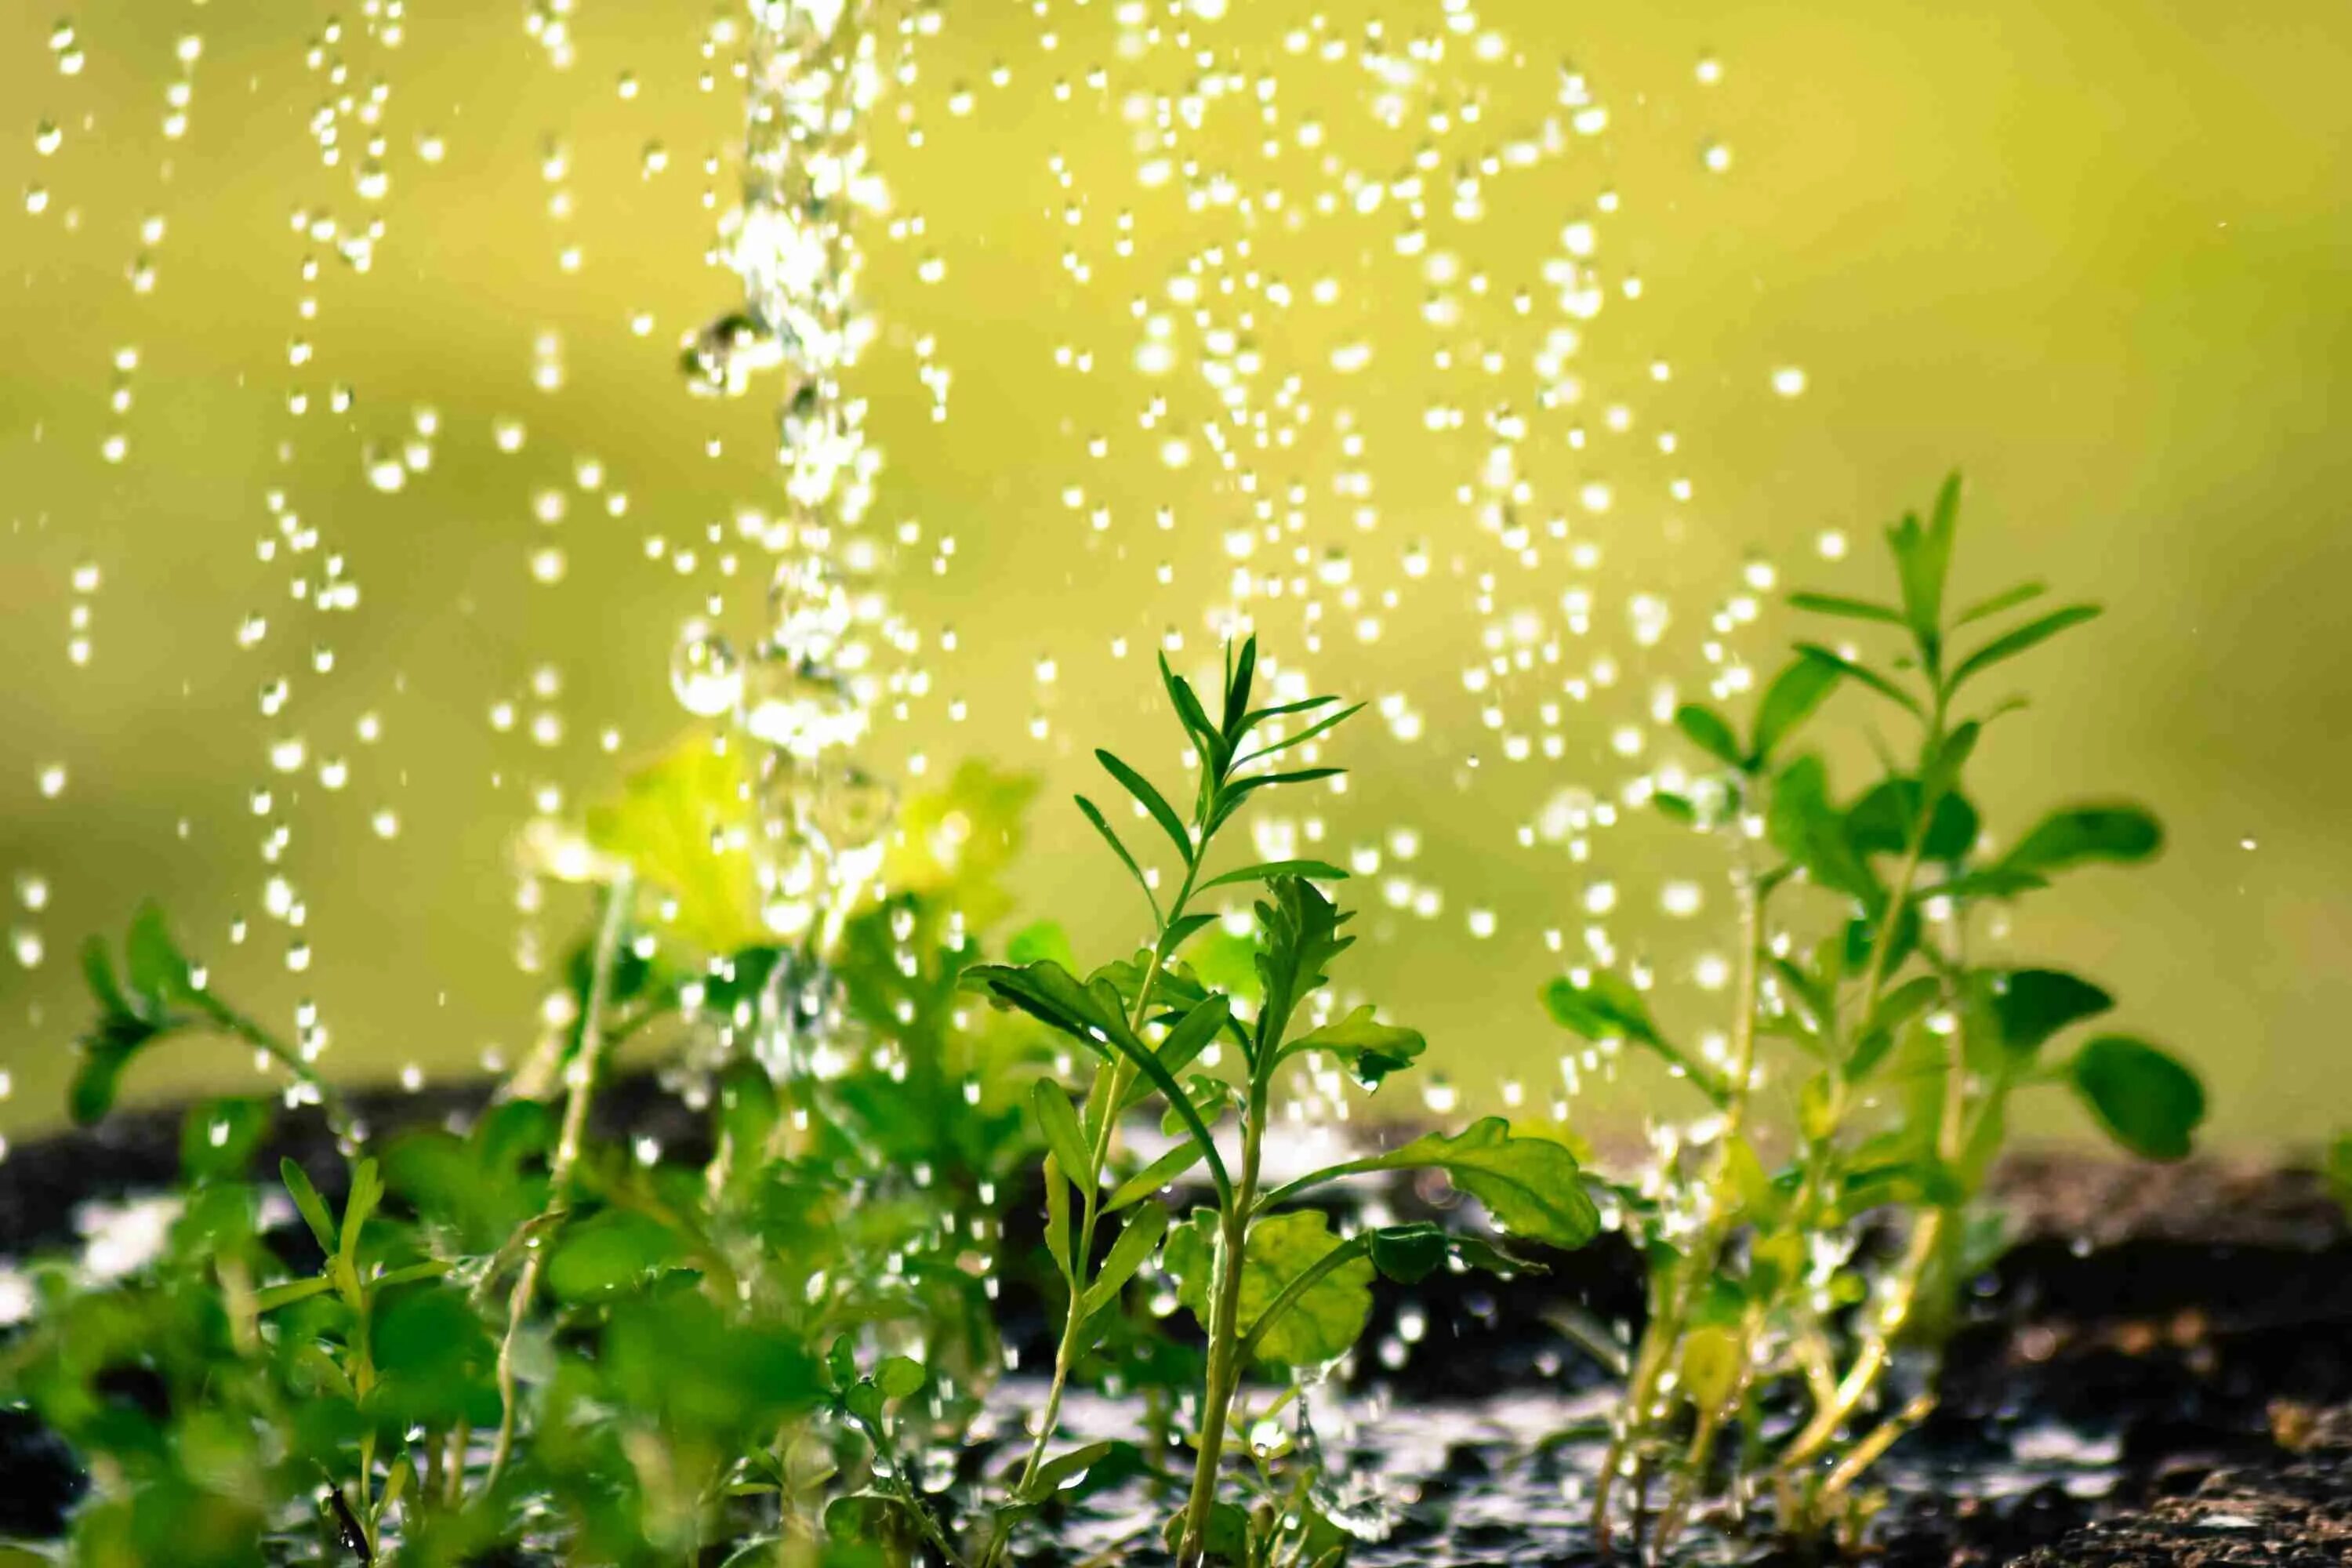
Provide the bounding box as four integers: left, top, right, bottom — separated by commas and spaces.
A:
1793, 644, 1924, 717
1955, 580, 2047, 626
1750, 655, 1844, 763
1074, 794, 1160, 917
1949, 604, 2100, 691
1788, 592, 1907, 626
1082, 1203, 1170, 1316
1235, 702, 1363, 768
1674, 705, 1745, 770
281, 1157, 339, 1256
1095, 750, 1193, 866
1107, 1141, 1207, 1210
1033, 1081, 1096, 1193
1196, 858, 1349, 894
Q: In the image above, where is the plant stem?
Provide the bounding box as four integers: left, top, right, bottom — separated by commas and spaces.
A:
1178, 1081, 1265, 1566
1594, 840, 1765, 1552
486, 869, 633, 1490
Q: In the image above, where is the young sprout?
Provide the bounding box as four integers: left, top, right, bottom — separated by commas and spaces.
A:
1552, 474, 2205, 1552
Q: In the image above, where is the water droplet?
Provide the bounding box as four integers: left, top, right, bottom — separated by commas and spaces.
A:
36, 764, 67, 799
670, 622, 743, 716
1771, 366, 1807, 397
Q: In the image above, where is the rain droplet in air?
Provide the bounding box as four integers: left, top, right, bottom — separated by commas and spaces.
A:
670, 622, 744, 716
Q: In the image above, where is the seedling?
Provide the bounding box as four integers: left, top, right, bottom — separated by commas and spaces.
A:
1549, 474, 2206, 1552
962, 638, 1602, 1566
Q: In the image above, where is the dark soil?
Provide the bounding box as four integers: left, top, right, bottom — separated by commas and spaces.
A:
5, 1078, 2351, 1564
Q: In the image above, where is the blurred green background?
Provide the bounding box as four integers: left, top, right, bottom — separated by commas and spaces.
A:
3, 0, 2347, 1148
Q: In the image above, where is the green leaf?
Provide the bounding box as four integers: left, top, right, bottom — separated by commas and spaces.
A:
1032, 1080, 1096, 1193
1678, 1323, 1744, 1414
1886, 473, 1961, 642
1222, 637, 1258, 741
1955, 579, 2047, 626
1082, 1203, 1169, 1316
1076, 794, 1160, 917
180, 1097, 272, 1184
965, 959, 1232, 1200
1653, 790, 1697, 826
2325, 1135, 2352, 1218
1541, 971, 1661, 1047
252, 1274, 336, 1313
1157, 653, 1229, 772
1845, 778, 1980, 862
1043, 1152, 1075, 1281
124, 903, 192, 1003
1989, 969, 2112, 1057
1793, 644, 1924, 718
1276, 1004, 1426, 1087
1362, 1221, 1531, 1285
1095, 749, 1194, 866
1307, 1118, 1600, 1250
1948, 604, 2100, 691
583, 737, 763, 954
874, 1356, 927, 1400
2000, 804, 2163, 879
1107, 1141, 1206, 1210
1164, 1209, 1373, 1367
1769, 755, 1882, 906
1007, 920, 1078, 971
2070, 1036, 2203, 1160
339, 1158, 383, 1269
281, 1158, 339, 1256
1252, 877, 1354, 1055
1674, 704, 1745, 771
1749, 655, 1843, 764
1788, 591, 1907, 626
545, 1209, 687, 1301
1236, 701, 1363, 767
1194, 858, 1349, 894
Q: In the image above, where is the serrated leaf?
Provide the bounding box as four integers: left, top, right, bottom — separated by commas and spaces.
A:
2071, 1036, 2203, 1160
1750, 655, 1843, 763
1674, 705, 1745, 770
1276, 1004, 1426, 1086
1327, 1119, 1599, 1250
1095, 749, 1194, 866
1082, 1203, 1169, 1316
1253, 877, 1354, 1055
1540, 971, 1661, 1046
1949, 604, 2100, 691
1163, 1209, 1373, 1367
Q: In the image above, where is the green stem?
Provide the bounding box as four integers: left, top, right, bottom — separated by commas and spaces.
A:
1178, 1083, 1265, 1566
1595, 834, 1766, 1552
485, 869, 633, 1490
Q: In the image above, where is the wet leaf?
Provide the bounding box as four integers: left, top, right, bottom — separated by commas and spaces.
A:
1253, 877, 1354, 1054
873, 1356, 926, 1400
179, 1097, 271, 1184
1032, 1080, 1095, 1192
1081, 1203, 1169, 1316
1277, 1004, 1426, 1086
2071, 1036, 2203, 1160
1164, 1209, 1373, 1367
583, 736, 764, 954
1195, 857, 1349, 894
1330, 1118, 1599, 1250
546, 1209, 687, 1301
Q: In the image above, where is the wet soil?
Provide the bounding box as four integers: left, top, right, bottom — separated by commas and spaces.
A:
5, 1079, 2350, 1564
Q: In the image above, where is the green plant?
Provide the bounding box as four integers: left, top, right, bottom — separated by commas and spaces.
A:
961, 639, 1602, 1566
1548, 474, 2206, 1552
9, 757, 1055, 1567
